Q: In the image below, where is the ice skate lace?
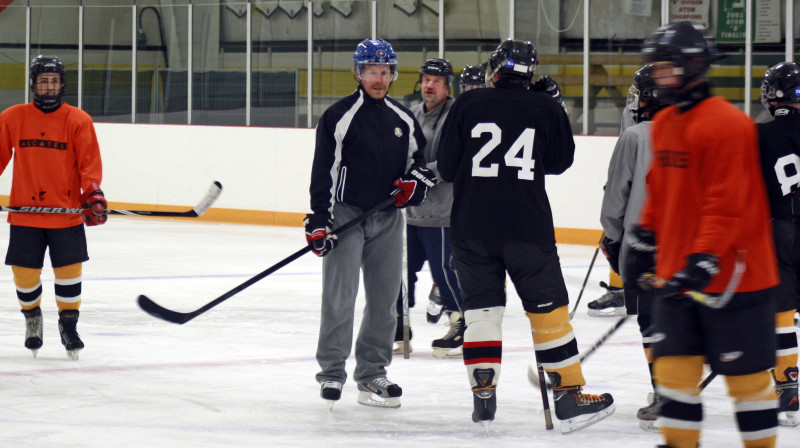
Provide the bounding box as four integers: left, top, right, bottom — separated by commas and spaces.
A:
26, 316, 42, 336
595, 289, 623, 306
371, 378, 395, 390
442, 319, 463, 339
577, 390, 606, 404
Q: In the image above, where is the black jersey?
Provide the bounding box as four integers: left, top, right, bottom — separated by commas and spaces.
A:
757, 113, 800, 220
438, 78, 574, 243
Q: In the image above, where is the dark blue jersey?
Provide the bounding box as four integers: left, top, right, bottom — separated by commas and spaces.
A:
309, 86, 426, 217
438, 78, 574, 243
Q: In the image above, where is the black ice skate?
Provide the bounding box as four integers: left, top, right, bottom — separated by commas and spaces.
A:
552, 380, 615, 433
320, 380, 343, 410
58, 310, 84, 360
587, 281, 625, 317
637, 392, 659, 432
426, 283, 444, 323
22, 307, 43, 358
357, 377, 402, 408
774, 366, 798, 427
471, 368, 497, 435
392, 314, 412, 354
432, 311, 464, 358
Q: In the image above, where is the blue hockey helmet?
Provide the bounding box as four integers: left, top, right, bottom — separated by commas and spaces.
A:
353, 39, 398, 81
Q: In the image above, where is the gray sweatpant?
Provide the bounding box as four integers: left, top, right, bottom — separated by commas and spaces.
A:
315, 202, 402, 385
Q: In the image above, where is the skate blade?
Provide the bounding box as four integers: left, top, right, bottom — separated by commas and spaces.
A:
66, 349, 81, 360
638, 418, 658, 433
432, 347, 463, 358
30, 349, 39, 359
587, 308, 625, 317
324, 399, 337, 411
559, 403, 615, 434
357, 391, 401, 408
778, 411, 798, 427
478, 420, 490, 436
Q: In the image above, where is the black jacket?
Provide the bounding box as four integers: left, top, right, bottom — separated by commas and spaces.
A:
310, 86, 426, 217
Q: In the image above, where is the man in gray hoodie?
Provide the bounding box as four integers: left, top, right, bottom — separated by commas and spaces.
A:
395, 58, 464, 358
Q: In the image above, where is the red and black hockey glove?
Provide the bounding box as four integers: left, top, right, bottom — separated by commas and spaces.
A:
304, 213, 337, 257
599, 235, 621, 275
80, 182, 107, 226
392, 166, 437, 208
659, 253, 719, 299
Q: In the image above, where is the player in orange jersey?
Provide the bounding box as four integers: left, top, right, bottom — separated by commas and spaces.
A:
0, 55, 106, 360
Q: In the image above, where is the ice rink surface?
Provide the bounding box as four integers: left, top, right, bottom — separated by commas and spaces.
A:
0, 219, 797, 447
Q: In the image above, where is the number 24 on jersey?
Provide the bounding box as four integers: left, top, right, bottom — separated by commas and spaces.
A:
471, 123, 536, 180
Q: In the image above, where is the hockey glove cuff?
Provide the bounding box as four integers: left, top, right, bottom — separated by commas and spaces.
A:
392, 166, 437, 208
79, 182, 107, 226
304, 213, 337, 257
622, 225, 656, 286
660, 253, 719, 298
531, 75, 567, 112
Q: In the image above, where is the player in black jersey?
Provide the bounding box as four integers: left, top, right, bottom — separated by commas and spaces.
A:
758, 61, 800, 427
438, 38, 614, 433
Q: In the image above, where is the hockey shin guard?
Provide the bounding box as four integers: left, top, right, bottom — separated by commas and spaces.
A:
654, 355, 705, 448
775, 310, 799, 381
54, 263, 82, 312
13, 265, 43, 310
526, 305, 585, 389
726, 371, 778, 447
463, 307, 504, 389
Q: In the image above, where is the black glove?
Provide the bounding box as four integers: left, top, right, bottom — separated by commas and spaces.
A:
530, 75, 567, 112
304, 213, 337, 257
392, 165, 437, 208
599, 235, 621, 275
660, 253, 719, 298
623, 225, 656, 287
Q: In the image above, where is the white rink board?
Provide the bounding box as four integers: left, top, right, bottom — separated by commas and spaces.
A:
0, 123, 614, 230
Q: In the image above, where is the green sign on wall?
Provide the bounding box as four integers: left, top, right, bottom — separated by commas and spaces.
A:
717, 0, 780, 43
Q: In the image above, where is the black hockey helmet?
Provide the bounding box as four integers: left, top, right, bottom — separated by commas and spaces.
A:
487, 39, 537, 83
641, 21, 719, 86
627, 65, 667, 123
459, 65, 485, 90
761, 61, 800, 118
29, 55, 66, 109
419, 58, 454, 86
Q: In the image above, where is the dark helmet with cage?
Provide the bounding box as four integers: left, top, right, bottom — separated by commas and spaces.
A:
761, 61, 800, 118
487, 39, 538, 84
459, 65, 485, 91
29, 55, 66, 110
626, 65, 667, 123
353, 39, 398, 82
419, 58, 454, 86
641, 21, 719, 101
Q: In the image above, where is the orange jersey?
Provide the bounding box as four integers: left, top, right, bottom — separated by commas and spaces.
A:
0, 102, 102, 228
641, 96, 778, 293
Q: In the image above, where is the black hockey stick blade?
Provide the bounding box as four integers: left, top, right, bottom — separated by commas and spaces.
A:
138, 193, 399, 324
0, 181, 223, 218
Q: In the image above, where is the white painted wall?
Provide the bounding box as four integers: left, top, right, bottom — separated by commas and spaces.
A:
0, 124, 616, 231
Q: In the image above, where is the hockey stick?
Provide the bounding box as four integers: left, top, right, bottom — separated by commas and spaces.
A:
532, 354, 555, 430
0, 181, 223, 218
568, 232, 605, 320
138, 192, 399, 324
579, 315, 630, 363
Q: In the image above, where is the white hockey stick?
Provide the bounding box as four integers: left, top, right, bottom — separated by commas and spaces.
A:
0, 181, 222, 218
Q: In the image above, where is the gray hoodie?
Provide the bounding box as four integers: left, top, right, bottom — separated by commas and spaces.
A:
406, 97, 455, 227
